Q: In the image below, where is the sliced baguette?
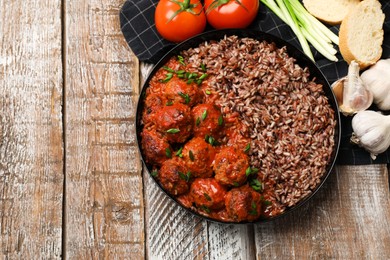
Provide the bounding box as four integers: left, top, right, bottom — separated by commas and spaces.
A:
339, 0, 385, 70
303, 0, 361, 25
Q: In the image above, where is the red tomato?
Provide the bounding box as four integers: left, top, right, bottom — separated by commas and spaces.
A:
155, 0, 206, 43
204, 0, 259, 29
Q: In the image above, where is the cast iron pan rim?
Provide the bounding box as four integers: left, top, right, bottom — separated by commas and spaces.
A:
136, 29, 341, 224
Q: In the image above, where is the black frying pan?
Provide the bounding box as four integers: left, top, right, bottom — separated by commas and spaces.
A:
135, 29, 341, 224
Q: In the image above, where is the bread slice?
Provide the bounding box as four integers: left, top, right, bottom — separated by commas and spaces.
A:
303, 0, 361, 25
339, 0, 385, 69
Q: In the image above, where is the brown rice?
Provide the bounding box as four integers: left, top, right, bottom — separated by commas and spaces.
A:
181, 35, 336, 215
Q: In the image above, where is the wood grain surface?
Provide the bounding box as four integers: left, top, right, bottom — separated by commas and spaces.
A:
63, 0, 143, 258
0, 0, 63, 258
1, 0, 390, 259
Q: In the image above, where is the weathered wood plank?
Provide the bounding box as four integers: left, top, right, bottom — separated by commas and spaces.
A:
64, 0, 143, 258
254, 165, 390, 259
0, 0, 63, 258
141, 63, 255, 260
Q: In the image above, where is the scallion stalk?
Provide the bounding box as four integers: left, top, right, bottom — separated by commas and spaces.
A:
260, 0, 340, 62
275, 0, 314, 60
288, 0, 339, 45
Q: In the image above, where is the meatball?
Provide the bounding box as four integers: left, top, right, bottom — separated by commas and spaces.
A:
225, 185, 262, 222
164, 77, 202, 107
182, 137, 216, 178
190, 178, 227, 211
141, 128, 171, 166
192, 104, 223, 139
159, 158, 190, 196
213, 146, 250, 186
143, 93, 165, 125
153, 103, 193, 143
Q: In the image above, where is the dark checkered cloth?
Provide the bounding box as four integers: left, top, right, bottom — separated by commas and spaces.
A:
120, 0, 390, 165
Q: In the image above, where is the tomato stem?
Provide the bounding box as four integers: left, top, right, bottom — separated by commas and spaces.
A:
167, 0, 202, 23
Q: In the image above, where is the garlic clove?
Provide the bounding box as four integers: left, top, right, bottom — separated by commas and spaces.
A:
331, 78, 345, 106
351, 110, 390, 159
361, 58, 390, 110
331, 61, 373, 116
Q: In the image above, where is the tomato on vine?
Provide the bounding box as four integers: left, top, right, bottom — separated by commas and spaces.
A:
155, 0, 207, 43
204, 0, 260, 29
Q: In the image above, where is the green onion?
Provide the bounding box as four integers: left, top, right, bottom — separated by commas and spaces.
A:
175, 147, 183, 157
165, 148, 172, 158
160, 72, 173, 83
178, 92, 190, 104
201, 205, 211, 213
178, 171, 191, 182
204, 193, 212, 201
246, 167, 259, 176
151, 170, 158, 177
205, 135, 216, 146
177, 55, 185, 66
244, 143, 251, 153
250, 179, 263, 192
260, 0, 339, 62
199, 73, 208, 80
163, 66, 175, 73
205, 89, 211, 95
218, 115, 223, 126
201, 109, 208, 121
196, 117, 201, 126
166, 128, 180, 134
249, 201, 258, 215
189, 150, 195, 161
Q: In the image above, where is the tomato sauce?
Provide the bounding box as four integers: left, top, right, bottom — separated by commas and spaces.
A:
140, 56, 280, 222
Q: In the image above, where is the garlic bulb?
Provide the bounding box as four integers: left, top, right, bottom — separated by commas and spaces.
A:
331, 60, 373, 116
351, 110, 390, 159
361, 58, 390, 110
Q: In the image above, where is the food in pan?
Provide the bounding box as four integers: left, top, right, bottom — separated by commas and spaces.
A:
139, 35, 337, 222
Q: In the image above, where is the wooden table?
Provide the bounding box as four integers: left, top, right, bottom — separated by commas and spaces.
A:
1, 1, 390, 259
